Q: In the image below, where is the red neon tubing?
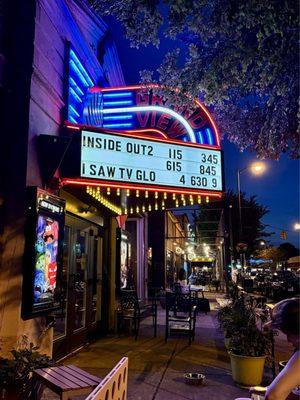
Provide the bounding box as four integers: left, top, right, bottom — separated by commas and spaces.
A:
61, 177, 223, 198
65, 122, 220, 150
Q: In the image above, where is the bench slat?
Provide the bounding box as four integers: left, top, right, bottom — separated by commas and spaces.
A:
35, 368, 83, 389
66, 365, 102, 383
59, 366, 101, 386
33, 370, 71, 391
53, 366, 97, 388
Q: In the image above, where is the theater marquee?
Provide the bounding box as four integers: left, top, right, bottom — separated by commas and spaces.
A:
81, 130, 223, 193
62, 83, 224, 214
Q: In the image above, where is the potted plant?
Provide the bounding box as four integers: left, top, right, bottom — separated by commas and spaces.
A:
226, 294, 273, 387
217, 303, 235, 348
0, 335, 54, 399
216, 281, 239, 347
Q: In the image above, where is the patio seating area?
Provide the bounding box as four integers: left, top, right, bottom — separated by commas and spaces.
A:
42, 292, 293, 400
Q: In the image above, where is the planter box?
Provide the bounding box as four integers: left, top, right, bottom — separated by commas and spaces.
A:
229, 351, 266, 387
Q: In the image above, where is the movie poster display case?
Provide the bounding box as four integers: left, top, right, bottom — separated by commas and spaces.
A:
22, 187, 65, 319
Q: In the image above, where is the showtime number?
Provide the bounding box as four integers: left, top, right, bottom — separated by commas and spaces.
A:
191, 176, 218, 188
199, 165, 216, 175
201, 153, 219, 164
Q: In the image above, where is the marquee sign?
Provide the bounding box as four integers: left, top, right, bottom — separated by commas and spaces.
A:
81, 85, 220, 147
80, 130, 223, 193
64, 69, 224, 213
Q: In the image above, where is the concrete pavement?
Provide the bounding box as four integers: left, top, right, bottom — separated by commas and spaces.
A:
42, 292, 293, 399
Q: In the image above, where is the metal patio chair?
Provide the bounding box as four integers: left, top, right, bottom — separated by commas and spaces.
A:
117, 289, 156, 340
165, 291, 197, 345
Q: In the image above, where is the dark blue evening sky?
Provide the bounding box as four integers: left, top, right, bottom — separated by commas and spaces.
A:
107, 18, 300, 248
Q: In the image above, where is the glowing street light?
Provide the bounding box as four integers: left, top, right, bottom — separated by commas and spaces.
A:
294, 223, 300, 230
250, 161, 267, 175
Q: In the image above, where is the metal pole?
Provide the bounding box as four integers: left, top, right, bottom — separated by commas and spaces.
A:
229, 205, 234, 262
237, 168, 243, 242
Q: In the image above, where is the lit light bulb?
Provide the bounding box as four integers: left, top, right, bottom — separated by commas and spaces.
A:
145, 190, 149, 198
250, 161, 266, 175
136, 190, 139, 197
126, 189, 130, 197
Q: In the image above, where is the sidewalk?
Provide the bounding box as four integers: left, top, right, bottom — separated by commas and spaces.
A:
43, 292, 293, 400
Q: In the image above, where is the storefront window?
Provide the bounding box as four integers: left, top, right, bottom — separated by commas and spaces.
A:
91, 235, 102, 324
166, 250, 175, 288
53, 226, 69, 339
74, 229, 87, 330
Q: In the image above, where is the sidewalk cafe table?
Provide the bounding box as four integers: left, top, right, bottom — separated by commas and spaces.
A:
189, 285, 205, 298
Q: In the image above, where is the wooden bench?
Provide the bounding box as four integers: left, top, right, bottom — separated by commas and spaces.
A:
32, 364, 102, 400
85, 357, 128, 400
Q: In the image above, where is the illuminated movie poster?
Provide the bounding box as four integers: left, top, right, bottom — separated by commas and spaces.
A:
120, 240, 128, 289
33, 215, 59, 305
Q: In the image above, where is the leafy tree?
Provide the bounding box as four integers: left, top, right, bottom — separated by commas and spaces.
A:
89, 0, 299, 158
256, 243, 299, 266
277, 242, 299, 260
256, 246, 286, 266
193, 190, 270, 258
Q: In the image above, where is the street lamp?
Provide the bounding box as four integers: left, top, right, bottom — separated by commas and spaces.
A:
237, 161, 266, 242
294, 223, 300, 231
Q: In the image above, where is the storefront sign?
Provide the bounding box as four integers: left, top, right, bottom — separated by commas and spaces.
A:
82, 85, 220, 147
80, 130, 223, 193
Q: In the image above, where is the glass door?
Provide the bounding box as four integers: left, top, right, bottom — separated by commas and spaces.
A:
53, 215, 104, 358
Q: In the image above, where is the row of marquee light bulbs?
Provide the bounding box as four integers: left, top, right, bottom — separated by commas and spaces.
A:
86, 186, 210, 215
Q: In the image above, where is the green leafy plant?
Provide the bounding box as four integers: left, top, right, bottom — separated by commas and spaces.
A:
0, 335, 54, 396
218, 292, 273, 358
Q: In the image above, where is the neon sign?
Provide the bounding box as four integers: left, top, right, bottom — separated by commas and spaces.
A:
81, 85, 220, 147
67, 46, 94, 124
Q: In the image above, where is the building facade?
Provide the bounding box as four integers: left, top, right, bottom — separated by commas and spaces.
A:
0, 0, 124, 359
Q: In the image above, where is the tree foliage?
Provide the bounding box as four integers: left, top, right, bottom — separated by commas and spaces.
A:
257, 246, 285, 265
193, 190, 270, 257
257, 242, 300, 263
89, 0, 299, 158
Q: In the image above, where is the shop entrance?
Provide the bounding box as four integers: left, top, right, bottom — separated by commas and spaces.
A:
53, 215, 104, 359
